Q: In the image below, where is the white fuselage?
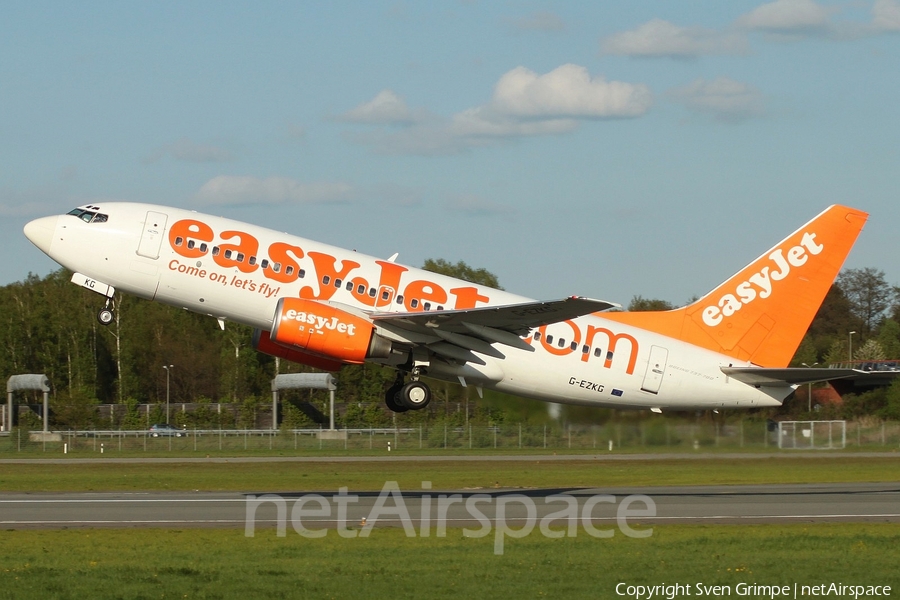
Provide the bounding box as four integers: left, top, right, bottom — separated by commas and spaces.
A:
28, 203, 789, 411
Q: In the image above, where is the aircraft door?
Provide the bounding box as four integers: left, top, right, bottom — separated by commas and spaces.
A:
641, 345, 668, 394
136, 211, 168, 260
376, 285, 397, 310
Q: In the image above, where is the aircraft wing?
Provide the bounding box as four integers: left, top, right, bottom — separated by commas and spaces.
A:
720, 367, 900, 387
369, 296, 617, 364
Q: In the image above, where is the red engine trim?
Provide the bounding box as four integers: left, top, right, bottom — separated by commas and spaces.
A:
252, 328, 345, 372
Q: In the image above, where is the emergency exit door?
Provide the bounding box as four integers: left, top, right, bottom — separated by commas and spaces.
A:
641, 345, 668, 394
136, 211, 168, 260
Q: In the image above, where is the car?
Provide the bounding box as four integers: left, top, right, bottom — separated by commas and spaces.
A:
149, 423, 185, 437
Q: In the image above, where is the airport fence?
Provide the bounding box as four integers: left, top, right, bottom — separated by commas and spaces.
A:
2, 420, 900, 455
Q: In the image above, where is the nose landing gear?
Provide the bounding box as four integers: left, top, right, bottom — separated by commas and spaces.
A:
97, 298, 115, 326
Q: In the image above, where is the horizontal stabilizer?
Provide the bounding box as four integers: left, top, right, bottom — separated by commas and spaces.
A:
721, 367, 900, 387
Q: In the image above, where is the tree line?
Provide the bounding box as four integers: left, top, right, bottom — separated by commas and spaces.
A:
2, 264, 898, 430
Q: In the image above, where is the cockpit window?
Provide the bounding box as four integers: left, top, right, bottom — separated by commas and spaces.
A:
67, 208, 108, 223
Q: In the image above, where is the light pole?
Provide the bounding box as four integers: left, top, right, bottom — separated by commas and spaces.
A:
163, 365, 174, 424
849, 331, 857, 363
802, 362, 819, 412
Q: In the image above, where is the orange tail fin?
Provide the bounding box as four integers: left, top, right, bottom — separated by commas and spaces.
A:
604, 205, 868, 367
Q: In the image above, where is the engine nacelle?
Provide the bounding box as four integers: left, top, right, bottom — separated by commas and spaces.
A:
269, 298, 392, 365
252, 328, 345, 372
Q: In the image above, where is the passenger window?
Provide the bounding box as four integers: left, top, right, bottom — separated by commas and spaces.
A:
606, 351, 614, 361
357, 284, 366, 295
286, 266, 294, 276
570, 342, 578, 351
582, 345, 590, 354
334, 278, 342, 288
249, 256, 256, 266
437, 305, 444, 311
558, 338, 566, 348
411, 299, 419, 309
212, 247, 220, 256
187, 240, 195, 250
273, 263, 281, 273
381, 290, 390, 301
546, 335, 554, 344
224, 250, 233, 259
174, 237, 184, 246
260, 259, 269, 269
368, 288, 376, 297
236, 253, 244, 262
200, 243, 208, 253
323, 276, 331, 285
298, 269, 305, 278
594, 348, 603, 358
423, 302, 431, 311
346, 282, 353, 291
533, 331, 542, 341
396, 295, 404, 304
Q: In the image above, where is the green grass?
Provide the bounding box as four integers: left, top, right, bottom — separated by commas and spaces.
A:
1, 524, 898, 599
0, 456, 898, 492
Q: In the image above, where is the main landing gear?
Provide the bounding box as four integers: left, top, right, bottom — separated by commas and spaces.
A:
384, 368, 432, 412
97, 298, 115, 326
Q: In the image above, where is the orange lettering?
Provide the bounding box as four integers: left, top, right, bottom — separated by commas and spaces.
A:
449, 286, 490, 310
583, 325, 638, 374
299, 252, 361, 301
213, 230, 260, 274
169, 219, 213, 259
374, 261, 408, 308
266, 242, 305, 284
539, 321, 581, 356
403, 280, 448, 312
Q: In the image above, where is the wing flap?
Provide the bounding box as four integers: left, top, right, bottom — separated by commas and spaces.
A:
369, 296, 616, 366
372, 296, 617, 335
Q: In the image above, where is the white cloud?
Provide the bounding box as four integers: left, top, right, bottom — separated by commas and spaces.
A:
338, 90, 424, 125
736, 0, 834, 32
601, 18, 748, 57
450, 109, 577, 138
872, 0, 900, 31
669, 77, 765, 122
144, 138, 234, 164
342, 64, 651, 155
487, 65, 652, 119
194, 176, 352, 206
510, 11, 565, 32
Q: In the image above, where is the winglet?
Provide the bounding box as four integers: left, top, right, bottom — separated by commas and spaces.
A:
605, 205, 868, 367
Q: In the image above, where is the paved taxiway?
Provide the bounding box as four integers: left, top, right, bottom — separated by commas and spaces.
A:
2, 483, 897, 530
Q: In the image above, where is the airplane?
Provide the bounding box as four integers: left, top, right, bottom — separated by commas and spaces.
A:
23, 203, 871, 413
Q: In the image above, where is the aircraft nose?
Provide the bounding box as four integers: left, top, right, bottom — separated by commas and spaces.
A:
24, 215, 59, 255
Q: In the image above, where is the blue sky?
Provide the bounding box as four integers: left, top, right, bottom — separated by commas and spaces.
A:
3, 1, 898, 306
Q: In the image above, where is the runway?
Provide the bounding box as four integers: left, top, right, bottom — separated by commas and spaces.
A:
1, 451, 899, 465
2, 483, 898, 530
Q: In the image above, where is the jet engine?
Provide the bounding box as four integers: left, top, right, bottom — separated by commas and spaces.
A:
266, 298, 392, 365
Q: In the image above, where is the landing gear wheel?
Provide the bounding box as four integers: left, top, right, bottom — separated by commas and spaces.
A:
97, 308, 114, 326
398, 381, 431, 410
385, 386, 408, 413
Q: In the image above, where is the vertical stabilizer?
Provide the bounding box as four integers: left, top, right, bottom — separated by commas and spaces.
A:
604, 205, 868, 367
